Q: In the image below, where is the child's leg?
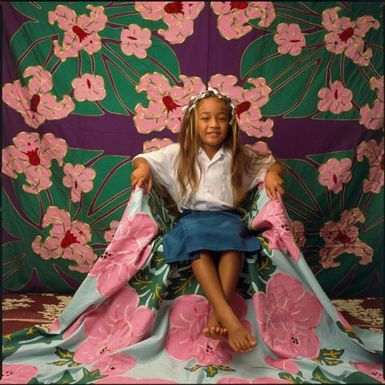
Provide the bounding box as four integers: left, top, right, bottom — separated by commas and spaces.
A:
191, 251, 256, 352
204, 251, 243, 338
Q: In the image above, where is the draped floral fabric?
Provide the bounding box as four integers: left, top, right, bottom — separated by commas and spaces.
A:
2, 2, 383, 298
1, 187, 383, 384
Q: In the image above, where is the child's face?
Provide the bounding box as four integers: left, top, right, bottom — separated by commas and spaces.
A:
196, 97, 230, 157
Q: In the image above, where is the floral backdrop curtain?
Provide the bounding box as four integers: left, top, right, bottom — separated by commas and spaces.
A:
2, 1, 383, 298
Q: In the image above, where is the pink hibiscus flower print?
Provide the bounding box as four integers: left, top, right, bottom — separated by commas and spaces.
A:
360, 76, 384, 130
121, 24, 152, 58
2, 132, 67, 194
62, 163, 96, 203
90, 213, 158, 297
2, 65, 74, 128
135, 2, 205, 44
290, 220, 306, 249
92, 353, 136, 376
350, 361, 384, 382
0, 364, 38, 384
143, 138, 174, 153
317, 80, 353, 114
32, 206, 96, 273
218, 377, 290, 384
265, 356, 300, 374
96, 377, 177, 384
318, 158, 352, 193
73, 286, 155, 364
48, 4, 107, 61
208, 74, 273, 138
211, 2, 276, 40
357, 138, 384, 193
72, 73, 106, 102
104, 220, 120, 243
246, 141, 272, 156
253, 272, 323, 359
322, 7, 380, 66
251, 194, 301, 261
274, 23, 305, 56
319, 207, 373, 268
165, 293, 251, 365
134, 72, 205, 133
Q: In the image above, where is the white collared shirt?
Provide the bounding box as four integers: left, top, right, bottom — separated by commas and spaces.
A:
134, 143, 275, 212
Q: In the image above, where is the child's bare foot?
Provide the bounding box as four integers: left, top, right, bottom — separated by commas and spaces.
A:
203, 313, 228, 340
219, 315, 257, 353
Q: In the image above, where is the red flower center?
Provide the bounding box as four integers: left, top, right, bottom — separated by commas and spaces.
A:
164, 2, 184, 14
162, 95, 180, 113
290, 39, 301, 43
24, 149, 40, 166
72, 25, 90, 42
30, 94, 40, 113
86, 79, 91, 89
230, 2, 248, 10
235, 100, 251, 117
338, 27, 354, 43
332, 174, 338, 184
334, 89, 339, 99
333, 230, 352, 245
61, 230, 79, 249
126, 35, 138, 40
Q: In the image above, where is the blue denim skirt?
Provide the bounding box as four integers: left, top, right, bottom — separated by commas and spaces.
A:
163, 210, 261, 263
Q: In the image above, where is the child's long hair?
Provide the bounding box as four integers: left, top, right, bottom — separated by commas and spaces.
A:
177, 89, 261, 208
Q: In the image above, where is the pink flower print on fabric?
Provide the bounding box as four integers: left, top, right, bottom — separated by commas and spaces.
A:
246, 141, 272, 157
104, 220, 120, 243
143, 138, 174, 153
317, 80, 353, 114
134, 73, 205, 134
92, 353, 136, 376
274, 23, 305, 56
90, 213, 158, 297
253, 272, 323, 359
0, 364, 38, 384
72, 74, 106, 102
218, 377, 290, 384
62, 163, 96, 203
48, 4, 107, 61
2, 132, 67, 194
96, 377, 178, 384
32, 207, 96, 273
165, 293, 251, 365
290, 220, 306, 249
2, 66, 74, 128
208, 74, 273, 138
135, 2, 205, 44
318, 158, 352, 193
73, 286, 155, 364
265, 356, 300, 375
211, 2, 276, 40
360, 76, 384, 130
121, 24, 152, 59
251, 194, 301, 261
357, 138, 384, 193
350, 361, 384, 383
319, 207, 373, 268
322, 7, 380, 66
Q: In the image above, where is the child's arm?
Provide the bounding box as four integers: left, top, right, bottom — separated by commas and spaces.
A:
131, 157, 153, 193
264, 162, 285, 201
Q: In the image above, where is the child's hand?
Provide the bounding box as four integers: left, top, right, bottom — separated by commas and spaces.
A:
131, 162, 153, 194
265, 169, 284, 201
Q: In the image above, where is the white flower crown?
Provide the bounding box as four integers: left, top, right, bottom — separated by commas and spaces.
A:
182, 87, 236, 119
